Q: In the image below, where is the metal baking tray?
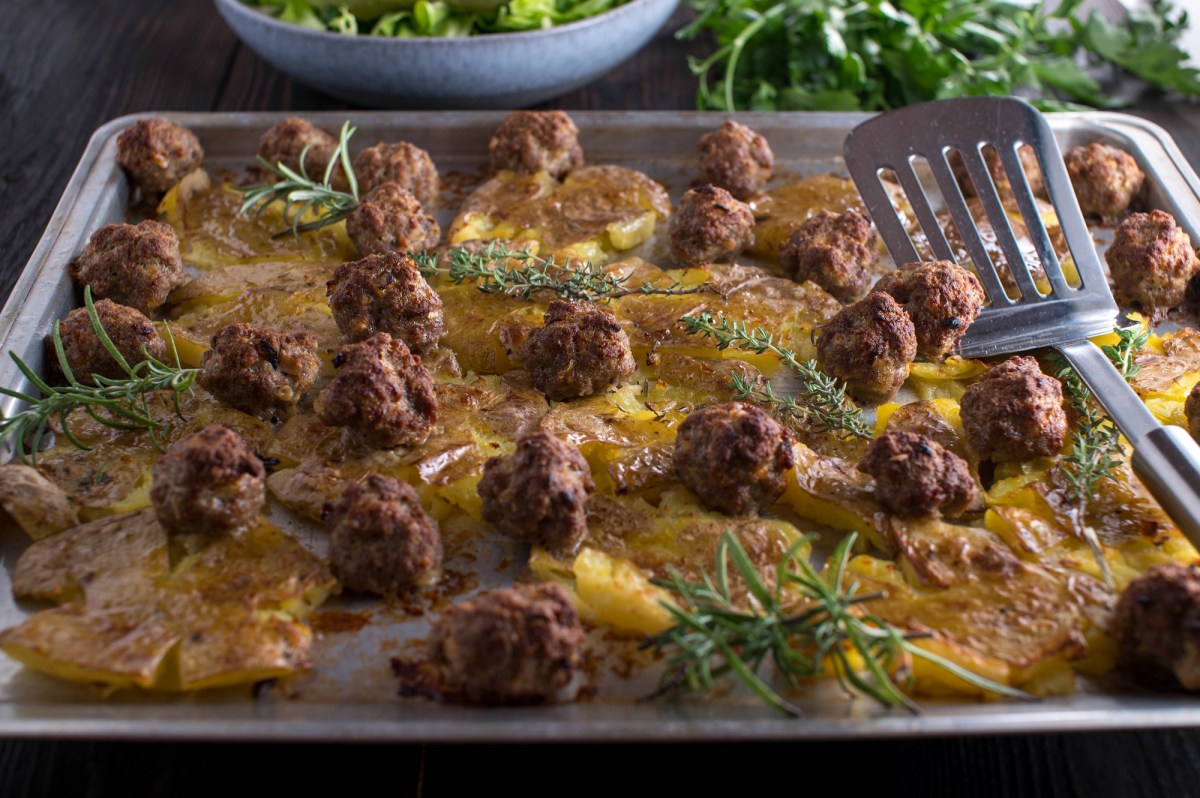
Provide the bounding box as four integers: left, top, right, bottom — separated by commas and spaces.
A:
3, 111, 1200, 741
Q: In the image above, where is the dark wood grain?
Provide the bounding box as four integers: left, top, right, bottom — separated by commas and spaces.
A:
4, 1, 1200, 795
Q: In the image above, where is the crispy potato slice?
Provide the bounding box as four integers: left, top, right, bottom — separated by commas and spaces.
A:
159, 175, 355, 270
0, 464, 78, 539
448, 166, 670, 262
0, 509, 334, 691
748, 175, 866, 260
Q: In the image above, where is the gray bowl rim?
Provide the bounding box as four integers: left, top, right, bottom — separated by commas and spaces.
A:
213, 0, 675, 46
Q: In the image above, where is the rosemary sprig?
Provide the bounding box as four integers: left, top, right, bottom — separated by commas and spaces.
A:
235, 120, 360, 238
1051, 324, 1149, 586
412, 242, 709, 303
0, 288, 198, 463
643, 531, 1033, 716
681, 311, 871, 440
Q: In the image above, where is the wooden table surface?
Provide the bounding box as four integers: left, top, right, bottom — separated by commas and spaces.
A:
5, 1, 1200, 795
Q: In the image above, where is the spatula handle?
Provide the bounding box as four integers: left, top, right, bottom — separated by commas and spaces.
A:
1057, 339, 1200, 548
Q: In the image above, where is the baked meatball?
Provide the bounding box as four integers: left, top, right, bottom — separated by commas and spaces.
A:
520, 300, 635, 401
477, 431, 594, 554
327, 251, 444, 353
960, 355, 1067, 462
951, 144, 1044, 198
55, 299, 165, 383
673, 401, 795, 516
1114, 563, 1200, 690
1065, 142, 1144, 222
815, 291, 917, 405
116, 117, 204, 197
198, 322, 321, 418
779, 209, 878, 302
315, 332, 438, 449
668, 185, 755, 266
345, 183, 440, 257
1186, 382, 1200, 440
1106, 210, 1200, 311
352, 141, 439, 205
857, 430, 978, 518
487, 111, 584, 178
68, 220, 185, 314
872, 260, 985, 359
257, 117, 347, 190
324, 474, 442, 595
150, 424, 266, 536
427, 582, 585, 705
697, 120, 774, 200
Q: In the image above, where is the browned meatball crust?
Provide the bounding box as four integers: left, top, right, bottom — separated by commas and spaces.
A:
427, 582, 585, 705
116, 117, 204, 197
315, 332, 438, 449
345, 183, 440, 257
960, 355, 1067, 462
1114, 563, 1200, 690
352, 141, 439, 205
327, 251, 444, 353
1106, 210, 1200, 311
815, 291, 917, 405
68, 220, 185, 314
1065, 142, 1145, 222
477, 431, 594, 553
858, 430, 978, 518
872, 260, 985, 359
779, 209, 878, 302
520, 300, 635, 401
56, 299, 165, 383
697, 120, 774, 200
668, 184, 755, 266
487, 111, 584, 178
150, 424, 266, 536
324, 474, 442, 595
673, 401, 795, 516
257, 117, 347, 190
1186, 382, 1200, 440
951, 144, 1044, 198
198, 322, 321, 418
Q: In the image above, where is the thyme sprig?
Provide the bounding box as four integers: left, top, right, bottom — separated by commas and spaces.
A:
1052, 324, 1149, 586
412, 242, 710, 303
644, 531, 1033, 716
681, 311, 870, 440
235, 120, 360, 238
0, 288, 198, 463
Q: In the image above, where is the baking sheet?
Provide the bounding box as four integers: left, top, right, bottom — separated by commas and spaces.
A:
3, 111, 1200, 741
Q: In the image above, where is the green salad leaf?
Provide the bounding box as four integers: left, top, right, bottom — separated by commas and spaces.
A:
243, 0, 630, 36
676, 0, 1200, 111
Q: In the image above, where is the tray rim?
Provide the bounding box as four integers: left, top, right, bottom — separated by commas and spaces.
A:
4, 109, 1200, 741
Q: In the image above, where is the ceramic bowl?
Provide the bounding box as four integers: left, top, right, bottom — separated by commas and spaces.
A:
213, 0, 680, 109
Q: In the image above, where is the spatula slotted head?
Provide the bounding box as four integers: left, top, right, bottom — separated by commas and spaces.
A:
843, 97, 1119, 359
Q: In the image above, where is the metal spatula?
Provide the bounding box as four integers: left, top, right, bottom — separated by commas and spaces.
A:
843, 95, 1200, 547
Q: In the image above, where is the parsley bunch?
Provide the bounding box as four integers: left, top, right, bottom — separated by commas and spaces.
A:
678, 0, 1200, 111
